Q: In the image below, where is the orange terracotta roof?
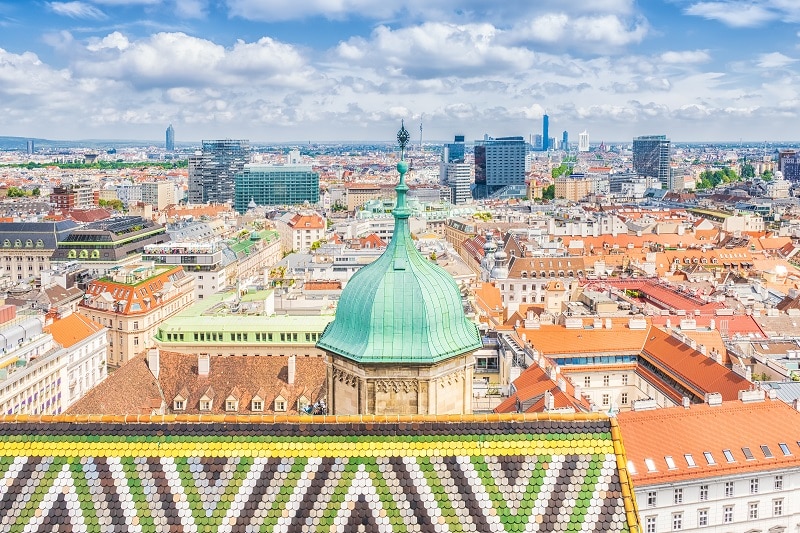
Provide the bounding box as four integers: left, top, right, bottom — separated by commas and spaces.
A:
641, 328, 749, 401
518, 322, 650, 355
44, 312, 105, 348
289, 213, 325, 229
618, 399, 800, 486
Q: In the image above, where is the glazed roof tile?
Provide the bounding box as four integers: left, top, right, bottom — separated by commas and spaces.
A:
0, 413, 638, 533
618, 400, 800, 486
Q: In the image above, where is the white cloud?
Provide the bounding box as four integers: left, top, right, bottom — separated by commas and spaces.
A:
48, 1, 106, 19
174, 0, 207, 18
684, 2, 777, 27
757, 52, 796, 69
509, 13, 647, 48
660, 50, 711, 64
334, 22, 535, 79
75, 32, 314, 89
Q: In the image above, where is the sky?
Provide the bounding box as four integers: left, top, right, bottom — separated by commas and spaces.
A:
1, 0, 800, 144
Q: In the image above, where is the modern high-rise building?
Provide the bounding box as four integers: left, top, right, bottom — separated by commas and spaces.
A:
26, 140, 34, 155
188, 139, 250, 205
562, 131, 569, 151
473, 136, 527, 197
579, 131, 590, 152
441, 135, 471, 205
778, 149, 800, 182
632, 135, 671, 190
234, 163, 320, 213
165, 124, 175, 151
542, 114, 550, 151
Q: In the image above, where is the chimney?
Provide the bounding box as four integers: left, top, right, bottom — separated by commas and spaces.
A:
682, 396, 690, 409
557, 377, 567, 392
287, 355, 296, 385
544, 390, 554, 411
147, 348, 160, 380
605, 318, 612, 329
574, 384, 582, 400
198, 353, 210, 378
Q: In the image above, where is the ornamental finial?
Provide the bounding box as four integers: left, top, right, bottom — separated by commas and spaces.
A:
397, 120, 410, 159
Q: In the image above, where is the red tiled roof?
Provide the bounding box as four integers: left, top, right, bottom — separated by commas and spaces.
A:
66, 356, 162, 415
618, 400, 800, 486
45, 312, 105, 348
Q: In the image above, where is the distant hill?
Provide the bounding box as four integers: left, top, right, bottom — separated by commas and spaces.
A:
0, 136, 165, 151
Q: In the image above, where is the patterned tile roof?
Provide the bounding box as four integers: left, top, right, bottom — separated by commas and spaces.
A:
0, 414, 638, 533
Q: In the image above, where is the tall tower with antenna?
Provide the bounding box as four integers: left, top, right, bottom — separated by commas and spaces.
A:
419, 121, 423, 152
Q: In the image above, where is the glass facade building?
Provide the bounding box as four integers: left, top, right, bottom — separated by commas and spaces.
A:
632, 135, 671, 190
234, 164, 320, 213
473, 136, 527, 197
188, 139, 250, 205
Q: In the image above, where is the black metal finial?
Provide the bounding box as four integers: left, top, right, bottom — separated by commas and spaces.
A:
397, 120, 410, 158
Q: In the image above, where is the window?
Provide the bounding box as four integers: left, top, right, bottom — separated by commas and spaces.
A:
251, 400, 263, 412
723, 505, 733, 523
774, 475, 783, 490
665, 456, 676, 470
722, 449, 735, 462
226, 399, 238, 411
672, 512, 682, 531
725, 481, 734, 497
645, 516, 656, 533
621, 393, 628, 405
603, 375, 610, 386
584, 376, 591, 387
703, 451, 715, 465
773, 498, 783, 517
761, 445, 774, 458
622, 374, 628, 386
673, 488, 683, 504
748, 502, 758, 520
699, 485, 708, 501
646, 491, 657, 507
779, 443, 791, 456
133, 337, 139, 346
750, 478, 759, 494
173, 400, 185, 411
200, 400, 211, 411
274, 399, 286, 412
685, 454, 697, 467
602, 394, 610, 406
697, 509, 708, 527
133, 321, 139, 330
742, 447, 754, 460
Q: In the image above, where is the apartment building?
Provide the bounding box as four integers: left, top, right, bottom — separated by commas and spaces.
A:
78, 263, 195, 366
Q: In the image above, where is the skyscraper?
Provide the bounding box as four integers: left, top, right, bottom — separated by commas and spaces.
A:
165, 124, 175, 152
188, 139, 250, 205
562, 131, 569, 151
578, 131, 590, 152
441, 135, 471, 205
542, 114, 550, 151
632, 135, 671, 190
473, 136, 527, 197
26, 140, 34, 155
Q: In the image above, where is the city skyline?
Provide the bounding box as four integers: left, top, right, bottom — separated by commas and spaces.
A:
2, 1, 800, 142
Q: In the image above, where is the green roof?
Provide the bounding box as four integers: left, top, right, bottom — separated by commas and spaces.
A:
228, 229, 279, 254
317, 157, 480, 364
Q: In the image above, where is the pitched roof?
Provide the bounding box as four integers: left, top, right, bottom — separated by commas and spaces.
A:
618, 399, 800, 486
66, 356, 162, 415
44, 312, 105, 348
0, 414, 639, 533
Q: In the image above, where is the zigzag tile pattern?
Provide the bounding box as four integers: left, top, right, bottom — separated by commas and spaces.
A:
0, 417, 636, 533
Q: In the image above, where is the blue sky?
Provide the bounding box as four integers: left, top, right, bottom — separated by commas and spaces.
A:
1, 0, 800, 143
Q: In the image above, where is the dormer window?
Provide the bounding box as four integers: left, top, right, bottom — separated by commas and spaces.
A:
225, 399, 238, 412
274, 397, 286, 412
200, 399, 212, 411
174, 399, 185, 411
251, 399, 263, 412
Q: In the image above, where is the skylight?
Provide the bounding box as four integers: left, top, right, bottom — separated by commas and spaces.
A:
761, 445, 774, 458
665, 456, 677, 470
722, 449, 735, 463
703, 451, 716, 465
684, 454, 697, 467
742, 447, 755, 460
627, 460, 637, 475
645, 458, 657, 472
779, 443, 791, 456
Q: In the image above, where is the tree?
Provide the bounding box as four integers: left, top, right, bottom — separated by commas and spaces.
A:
542, 184, 555, 200
6, 187, 25, 197
31, 187, 40, 196
762, 169, 774, 181
741, 163, 755, 179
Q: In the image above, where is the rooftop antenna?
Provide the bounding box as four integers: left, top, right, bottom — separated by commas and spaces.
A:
419, 121, 423, 152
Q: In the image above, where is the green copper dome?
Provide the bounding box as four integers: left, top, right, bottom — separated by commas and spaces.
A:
317, 123, 481, 364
